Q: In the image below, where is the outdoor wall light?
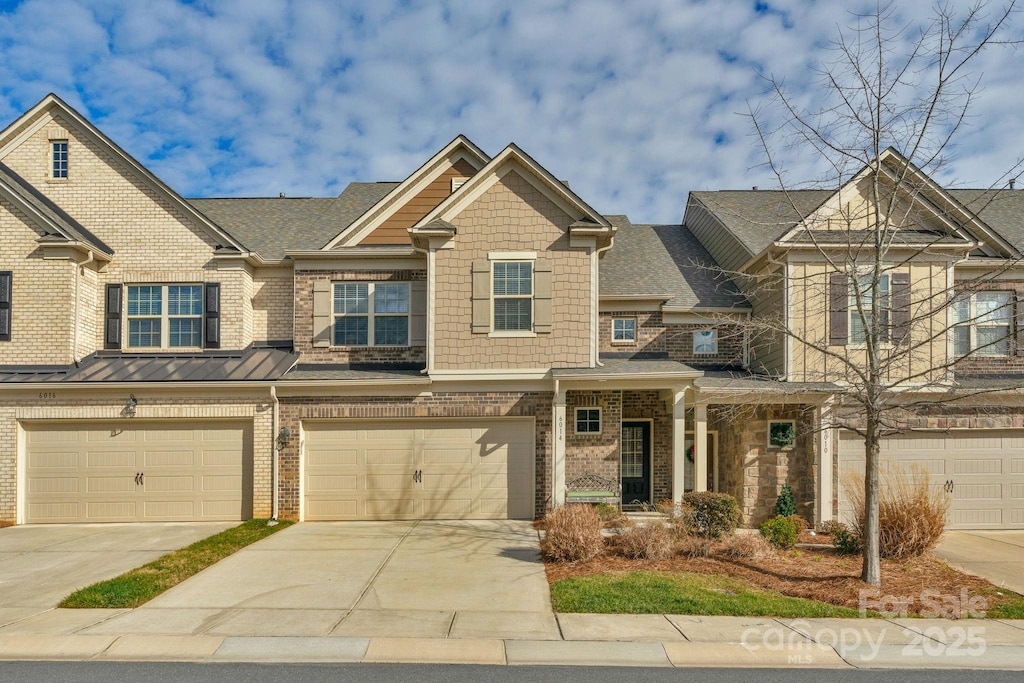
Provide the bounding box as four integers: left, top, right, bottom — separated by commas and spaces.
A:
125, 394, 137, 417
277, 425, 291, 449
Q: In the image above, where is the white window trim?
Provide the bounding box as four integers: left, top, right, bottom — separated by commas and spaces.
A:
574, 407, 602, 434
693, 328, 718, 354
332, 281, 410, 347
126, 283, 203, 350
489, 257, 535, 336
953, 291, 1013, 357
767, 420, 797, 450
50, 140, 68, 180
611, 317, 637, 345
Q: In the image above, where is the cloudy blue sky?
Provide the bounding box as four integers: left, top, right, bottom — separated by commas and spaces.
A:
0, 0, 1020, 223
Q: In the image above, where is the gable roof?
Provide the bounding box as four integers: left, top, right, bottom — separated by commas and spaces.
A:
600, 219, 750, 310
0, 161, 113, 255
0, 94, 249, 254
189, 182, 397, 260
327, 135, 490, 248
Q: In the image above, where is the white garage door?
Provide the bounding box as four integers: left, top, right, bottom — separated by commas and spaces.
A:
303, 419, 535, 521
838, 430, 1024, 529
24, 422, 250, 524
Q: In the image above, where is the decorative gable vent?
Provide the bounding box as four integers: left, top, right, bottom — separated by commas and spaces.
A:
451, 177, 469, 193
46, 126, 69, 141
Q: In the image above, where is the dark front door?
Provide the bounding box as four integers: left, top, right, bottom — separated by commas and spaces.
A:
621, 421, 651, 506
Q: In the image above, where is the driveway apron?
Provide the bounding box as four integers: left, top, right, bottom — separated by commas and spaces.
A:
933, 530, 1024, 595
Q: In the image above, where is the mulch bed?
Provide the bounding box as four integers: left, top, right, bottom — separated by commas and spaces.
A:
544, 534, 1018, 617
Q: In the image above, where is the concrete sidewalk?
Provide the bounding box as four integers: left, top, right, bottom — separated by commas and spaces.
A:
1, 610, 1022, 669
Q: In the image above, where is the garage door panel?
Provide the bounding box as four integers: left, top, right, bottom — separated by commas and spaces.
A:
144, 500, 193, 519
365, 449, 416, 466
86, 477, 130, 493
365, 499, 417, 518
955, 459, 1002, 475
307, 449, 358, 467
1011, 459, 1024, 474
423, 448, 473, 465
1013, 509, 1024, 524
307, 474, 357, 492
145, 450, 194, 467
146, 475, 194, 492
87, 450, 137, 468
32, 477, 79, 493
955, 484, 1001, 500
1011, 484, 1024, 499
28, 452, 78, 469
955, 509, 1001, 526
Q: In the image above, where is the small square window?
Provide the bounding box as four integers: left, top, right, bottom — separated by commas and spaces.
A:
768, 421, 796, 449
693, 329, 718, 354
612, 318, 636, 343
51, 140, 68, 178
575, 408, 602, 434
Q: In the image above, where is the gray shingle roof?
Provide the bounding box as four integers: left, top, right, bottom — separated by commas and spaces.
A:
600, 220, 750, 310
0, 161, 113, 254
948, 189, 1024, 251
189, 182, 399, 259
783, 229, 971, 246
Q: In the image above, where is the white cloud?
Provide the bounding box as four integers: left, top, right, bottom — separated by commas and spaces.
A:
0, 0, 1021, 221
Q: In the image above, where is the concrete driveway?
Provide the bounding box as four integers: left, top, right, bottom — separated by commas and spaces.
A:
933, 530, 1024, 595
0, 523, 234, 625
78, 520, 558, 639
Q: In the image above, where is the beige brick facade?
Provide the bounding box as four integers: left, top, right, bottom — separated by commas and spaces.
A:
434, 171, 592, 370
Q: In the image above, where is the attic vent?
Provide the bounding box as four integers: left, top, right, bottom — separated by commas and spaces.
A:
47, 127, 69, 141
451, 177, 469, 193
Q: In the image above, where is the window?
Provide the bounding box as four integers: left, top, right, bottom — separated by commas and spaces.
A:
768, 420, 796, 449
612, 318, 636, 343
333, 282, 409, 346
953, 291, 1012, 356
575, 408, 602, 434
51, 140, 68, 178
126, 284, 203, 348
850, 273, 890, 344
693, 329, 718, 354
493, 261, 532, 332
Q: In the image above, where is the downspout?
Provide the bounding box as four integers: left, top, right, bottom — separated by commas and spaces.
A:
73, 251, 94, 366
410, 242, 432, 374
269, 385, 279, 524
593, 236, 615, 367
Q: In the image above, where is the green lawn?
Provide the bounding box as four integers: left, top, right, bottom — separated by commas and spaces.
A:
60, 519, 292, 609
551, 571, 865, 618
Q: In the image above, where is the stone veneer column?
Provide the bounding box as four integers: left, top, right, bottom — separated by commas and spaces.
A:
552, 386, 567, 506
694, 403, 708, 492
672, 389, 687, 502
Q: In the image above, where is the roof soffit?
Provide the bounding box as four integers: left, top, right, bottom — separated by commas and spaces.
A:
328, 135, 490, 249
0, 94, 250, 254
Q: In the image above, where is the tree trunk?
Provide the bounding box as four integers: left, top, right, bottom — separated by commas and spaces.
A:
861, 422, 881, 585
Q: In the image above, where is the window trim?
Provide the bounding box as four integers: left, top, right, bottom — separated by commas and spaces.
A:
575, 407, 602, 435
331, 281, 411, 347
768, 420, 797, 450
490, 259, 535, 336
693, 328, 718, 354
125, 283, 204, 350
848, 272, 890, 346
50, 140, 68, 179
611, 317, 637, 344
953, 290, 1012, 357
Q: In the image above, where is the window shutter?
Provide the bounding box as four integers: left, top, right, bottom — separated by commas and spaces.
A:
0, 271, 11, 342
891, 273, 910, 345
829, 272, 848, 346
104, 283, 122, 349
312, 279, 332, 347
410, 280, 427, 346
471, 260, 490, 334
534, 259, 552, 334
1016, 291, 1024, 356
204, 282, 221, 349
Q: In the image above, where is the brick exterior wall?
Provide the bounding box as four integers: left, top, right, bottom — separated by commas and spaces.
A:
0, 393, 274, 525
711, 404, 817, 527
434, 170, 592, 370
277, 392, 553, 520
622, 391, 674, 504
598, 311, 744, 367
293, 269, 426, 364
252, 269, 294, 342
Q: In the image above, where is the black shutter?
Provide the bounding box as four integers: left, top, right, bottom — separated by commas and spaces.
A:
204, 282, 220, 349
104, 283, 122, 349
891, 273, 910, 345
0, 271, 11, 342
829, 272, 848, 346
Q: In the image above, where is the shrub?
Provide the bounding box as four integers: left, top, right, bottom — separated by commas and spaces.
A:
721, 533, 778, 560
775, 483, 797, 517
787, 515, 809, 535
678, 535, 714, 558
759, 515, 798, 549
593, 502, 627, 525
617, 524, 674, 560
541, 505, 604, 562
844, 465, 949, 559
819, 519, 845, 536
833, 525, 861, 555
681, 492, 740, 539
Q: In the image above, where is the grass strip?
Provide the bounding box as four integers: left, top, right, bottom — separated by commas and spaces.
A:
59, 519, 292, 608
551, 570, 864, 618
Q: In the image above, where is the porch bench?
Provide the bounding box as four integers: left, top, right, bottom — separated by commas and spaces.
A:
565, 473, 621, 508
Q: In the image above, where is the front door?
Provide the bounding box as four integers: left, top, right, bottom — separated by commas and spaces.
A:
621, 421, 651, 506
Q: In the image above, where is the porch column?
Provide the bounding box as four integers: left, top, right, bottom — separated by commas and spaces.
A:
671, 388, 687, 503
552, 385, 567, 507
815, 398, 834, 525
694, 403, 708, 492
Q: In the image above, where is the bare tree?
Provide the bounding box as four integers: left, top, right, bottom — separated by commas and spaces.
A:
735, 1, 1021, 586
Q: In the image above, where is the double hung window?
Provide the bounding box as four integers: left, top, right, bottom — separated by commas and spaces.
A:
953, 292, 1012, 356
333, 282, 409, 346
127, 284, 203, 348
493, 262, 533, 332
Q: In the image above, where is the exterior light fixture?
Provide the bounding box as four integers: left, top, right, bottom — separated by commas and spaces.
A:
277, 425, 291, 449
125, 394, 137, 417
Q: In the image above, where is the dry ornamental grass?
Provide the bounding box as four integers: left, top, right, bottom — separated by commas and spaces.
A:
541, 504, 604, 563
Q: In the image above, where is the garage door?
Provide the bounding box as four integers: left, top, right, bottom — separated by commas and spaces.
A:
24, 422, 250, 524
303, 419, 535, 521
838, 430, 1024, 529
